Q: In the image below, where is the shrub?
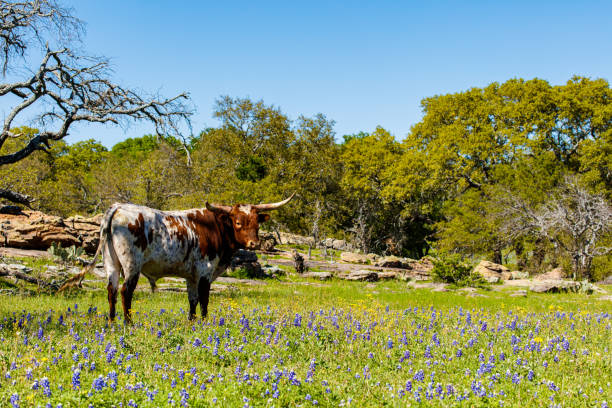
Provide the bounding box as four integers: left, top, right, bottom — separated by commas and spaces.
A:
431, 254, 485, 287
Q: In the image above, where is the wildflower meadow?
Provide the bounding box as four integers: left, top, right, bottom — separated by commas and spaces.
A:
0, 279, 610, 407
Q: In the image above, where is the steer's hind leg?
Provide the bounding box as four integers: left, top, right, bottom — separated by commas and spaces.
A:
103, 239, 121, 322
186, 279, 199, 320
120, 272, 140, 324
198, 277, 211, 318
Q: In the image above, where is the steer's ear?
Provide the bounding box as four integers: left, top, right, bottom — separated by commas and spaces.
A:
258, 213, 270, 223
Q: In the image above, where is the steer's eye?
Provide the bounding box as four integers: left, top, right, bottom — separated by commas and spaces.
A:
236, 221, 241, 228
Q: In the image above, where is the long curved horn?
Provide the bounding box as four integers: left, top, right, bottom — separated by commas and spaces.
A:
206, 202, 232, 213
253, 192, 296, 211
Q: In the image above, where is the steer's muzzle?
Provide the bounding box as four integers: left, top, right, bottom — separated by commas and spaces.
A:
246, 240, 260, 250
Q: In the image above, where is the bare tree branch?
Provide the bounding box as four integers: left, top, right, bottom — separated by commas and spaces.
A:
0, 187, 33, 206
0, 46, 193, 165
0, 0, 83, 75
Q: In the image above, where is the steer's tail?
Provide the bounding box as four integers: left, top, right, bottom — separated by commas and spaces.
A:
58, 204, 121, 292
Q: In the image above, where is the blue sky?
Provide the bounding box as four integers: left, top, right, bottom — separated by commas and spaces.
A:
12, 1, 612, 146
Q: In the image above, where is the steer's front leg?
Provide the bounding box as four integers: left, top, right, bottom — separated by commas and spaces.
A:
198, 277, 211, 318
186, 279, 199, 320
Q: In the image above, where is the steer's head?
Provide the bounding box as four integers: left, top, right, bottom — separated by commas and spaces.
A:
206, 193, 294, 250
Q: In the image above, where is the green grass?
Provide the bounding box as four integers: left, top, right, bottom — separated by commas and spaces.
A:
0, 270, 610, 407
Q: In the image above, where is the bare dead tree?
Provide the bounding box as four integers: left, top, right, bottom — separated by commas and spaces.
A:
0, 1, 193, 205
349, 199, 370, 254
0, 0, 83, 75
499, 177, 611, 281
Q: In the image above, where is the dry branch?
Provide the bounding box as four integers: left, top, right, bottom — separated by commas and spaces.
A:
0, 262, 59, 289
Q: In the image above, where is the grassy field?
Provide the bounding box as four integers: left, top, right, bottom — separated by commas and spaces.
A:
0, 270, 610, 407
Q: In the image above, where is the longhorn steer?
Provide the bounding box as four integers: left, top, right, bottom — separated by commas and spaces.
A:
71, 195, 293, 323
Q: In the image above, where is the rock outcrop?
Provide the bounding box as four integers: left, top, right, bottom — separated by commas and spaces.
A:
535, 267, 565, 280
340, 252, 369, 264
529, 280, 581, 293
341, 270, 379, 282
0, 211, 102, 253
473, 260, 511, 281
302, 272, 333, 280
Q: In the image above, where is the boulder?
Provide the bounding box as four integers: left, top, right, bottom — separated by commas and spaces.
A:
377, 271, 398, 280
262, 265, 285, 277
473, 260, 511, 281
277, 232, 315, 247
366, 253, 379, 263
410, 258, 434, 277
535, 267, 565, 280
0, 210, 102, 253
485, 276, 500, 284
510, 271, 529, 280
259, 234, 277, 252
340, 252, 369, 264
529, 280, 580, 293
231, 249, 258, 266
342, 270, 379, 282
409, 282, 447, 290
322, 238, 335, 248
374, 255, 410, 268
332, 239, 347, 250
302, 272, 332, 280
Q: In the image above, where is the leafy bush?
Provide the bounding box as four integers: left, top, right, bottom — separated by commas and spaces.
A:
431, 254, 485, 287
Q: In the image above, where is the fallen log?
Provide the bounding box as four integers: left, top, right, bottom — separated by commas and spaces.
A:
0, 263, 60, 290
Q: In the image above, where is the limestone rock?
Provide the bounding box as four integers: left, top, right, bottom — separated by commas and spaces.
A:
510, 271, 529, 280
233, 249, 258, 263
342, 270, 379, 282
340, 252, 369, 264
366, 253, 379, 262
0, 210, 102, 253
332, 239, 347, 250
322, 238, 334, 248
277, 232, 315, 247
374, 255, 407, 268
474, 260, 510, 281
263, 265, 285, 277
535, 267, 565, 281
529, 280, 580, 293
485, 276, 500, 283
302, 272, 332, 280
259, 234, 277, 252
377, 271, 398, 280
410, 258, 434, 277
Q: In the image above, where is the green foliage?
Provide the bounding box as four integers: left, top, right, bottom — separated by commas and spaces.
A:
235, 156, 267, 182
431, 254, 486, 287
110, 134, 159, 158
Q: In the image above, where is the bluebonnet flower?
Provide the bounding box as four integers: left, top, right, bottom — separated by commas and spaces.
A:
10, 393, 19, 408
41, 377, 51, 397
92, 375, 106, 391
72, 369, 81, 389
